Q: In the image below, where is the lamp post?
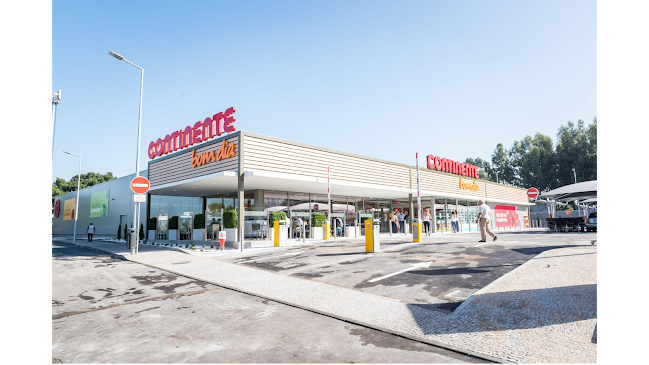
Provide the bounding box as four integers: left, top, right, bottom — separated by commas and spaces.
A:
52, 90, 61, 159
572, 168, 577, 184
109, 51, 144, 255
63, 151, 81, 243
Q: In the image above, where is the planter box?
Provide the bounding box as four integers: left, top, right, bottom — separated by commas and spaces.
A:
168, 230, 177, 241
193, 229, 206, 241
224, 228, 237, 244
310, 227, 324, 240
345, 226, 358, 238
268, 226, 275, 242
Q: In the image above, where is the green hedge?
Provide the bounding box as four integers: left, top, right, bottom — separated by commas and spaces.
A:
312, 212, 327, 227
169, 216, 178, 229
148, 217, 157, 230
269, 211, 287, 225
117, 225, 121, 240
194, 214, 205, 229
139, 223, 145, 240
223, 210, 238, 228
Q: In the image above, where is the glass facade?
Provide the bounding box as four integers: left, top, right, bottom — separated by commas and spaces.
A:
148, 190, 523, 240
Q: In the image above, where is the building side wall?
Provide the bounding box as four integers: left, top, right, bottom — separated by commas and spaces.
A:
52, 172, 148, 237
483, 181, 529, 203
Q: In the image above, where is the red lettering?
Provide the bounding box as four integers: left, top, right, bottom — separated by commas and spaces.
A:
474, 166, 480, 178
203, 117, 214, 140
223, 107, 236, 133
163, 135, 171, 154
213, 112, 224, 136
170, 131, 179, 151
193, 121, 203, 144
148, 141, 156, 159
434, 156, 441, 170
155, 138, 163, 157
179, 129, 185, 149
427, 155, 435, 169
461, 163, 466, 176
184, 126, 193, 146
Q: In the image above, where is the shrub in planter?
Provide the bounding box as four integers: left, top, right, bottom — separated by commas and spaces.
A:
269, 211, 287, 225
123, 225, 128, 240
169, 216, 179, 230
223, 210, 238, 228
139, 223, 145, 240
312, 213, 327, 227
148, 217, 157, 230
117, 225, 121, 240
194, 214, 205, 229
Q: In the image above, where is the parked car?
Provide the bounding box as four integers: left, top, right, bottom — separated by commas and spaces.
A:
586, 212, 597, 232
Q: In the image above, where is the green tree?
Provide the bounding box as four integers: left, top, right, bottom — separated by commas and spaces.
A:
491, 143, 514, 184
465, 157, 494, 181
556, 120, 594, 186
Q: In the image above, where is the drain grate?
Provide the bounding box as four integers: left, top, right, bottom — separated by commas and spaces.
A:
445, 289, 478, 300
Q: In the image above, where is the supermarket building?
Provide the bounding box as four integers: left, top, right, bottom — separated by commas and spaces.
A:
52, 110, 533, 243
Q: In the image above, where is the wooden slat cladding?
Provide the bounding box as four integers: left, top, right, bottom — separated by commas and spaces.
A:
149, 136, 239, 187
416, 169, 487, 198
484, 181, 529, 202
243, 136, 411, 189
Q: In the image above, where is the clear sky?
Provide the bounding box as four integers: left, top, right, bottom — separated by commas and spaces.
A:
52, 0, 596, 181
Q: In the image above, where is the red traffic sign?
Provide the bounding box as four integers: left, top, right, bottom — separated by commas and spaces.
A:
131, 176, 150, 194
527, 188, 539, 199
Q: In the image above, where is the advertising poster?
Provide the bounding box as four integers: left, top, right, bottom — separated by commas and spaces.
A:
494, 205, 520, 228
63, 199, 76, 220
90, 190, 110, 218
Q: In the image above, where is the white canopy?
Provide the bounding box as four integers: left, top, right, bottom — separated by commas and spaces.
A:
538, 180, 597, 202
580, 198, 597, 206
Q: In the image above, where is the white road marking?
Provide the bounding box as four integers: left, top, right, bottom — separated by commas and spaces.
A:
368, 261, 433, 283
475, 242, 490, 247
238, 252, 302, 264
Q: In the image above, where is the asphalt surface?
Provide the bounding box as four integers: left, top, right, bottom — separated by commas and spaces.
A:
218, 231, 597, 312
52, 241, 486, 363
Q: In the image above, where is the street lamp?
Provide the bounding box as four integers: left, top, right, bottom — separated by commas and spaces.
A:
63, 151, 81, 243
52, 90, 61, 159
572, 168, 577, 184
109, 51, 144, 255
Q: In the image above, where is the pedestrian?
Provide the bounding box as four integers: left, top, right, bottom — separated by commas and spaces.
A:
451, 210, 459, 233
391, 210, 399, 233
334, 217, 343, 237
423, 208, 431, 236
476, 200, 497, 242
404, 210, 410, 234
285, 216, 291, 238
87, 223, 95, 242
397, 210, 405, 233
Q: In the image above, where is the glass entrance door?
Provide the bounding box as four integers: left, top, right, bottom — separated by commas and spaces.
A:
156, 214, 169, 239
179, 212, 193, 240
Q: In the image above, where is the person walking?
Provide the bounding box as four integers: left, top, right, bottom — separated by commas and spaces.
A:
423, 208, 431, 236
397, 210, 405, 234
476, 200, 497, 242
391, 210, 399, 233
87, 223, 95, 242
451, 210, 459, 233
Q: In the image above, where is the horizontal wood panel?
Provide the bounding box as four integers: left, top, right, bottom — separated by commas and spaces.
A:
149, 137, 238, 187
244, 136, 410, 188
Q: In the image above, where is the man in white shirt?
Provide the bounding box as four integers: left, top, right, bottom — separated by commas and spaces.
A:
87, 223, 95, 242
476, 200, 497, 242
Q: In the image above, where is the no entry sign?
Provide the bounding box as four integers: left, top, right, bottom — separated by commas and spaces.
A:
131, 176, 150, 194
527, 188, 539, 199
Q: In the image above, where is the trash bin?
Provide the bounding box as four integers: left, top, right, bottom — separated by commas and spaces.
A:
126, 228, 136, 250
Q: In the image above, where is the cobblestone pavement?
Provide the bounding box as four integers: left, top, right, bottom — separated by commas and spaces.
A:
57, 236, 596, 363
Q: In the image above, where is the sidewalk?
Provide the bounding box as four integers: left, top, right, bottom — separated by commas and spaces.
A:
55, 237, 597, 363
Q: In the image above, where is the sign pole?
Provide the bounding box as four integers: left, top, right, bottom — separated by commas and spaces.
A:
328, 166, 331, 239
416, 153, 421, 232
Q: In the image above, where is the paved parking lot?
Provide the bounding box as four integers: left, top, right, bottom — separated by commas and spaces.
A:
217, 231, 597, 312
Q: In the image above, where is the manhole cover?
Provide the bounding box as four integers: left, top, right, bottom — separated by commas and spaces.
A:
445, 289, 478, 300
171, 261, 190, 265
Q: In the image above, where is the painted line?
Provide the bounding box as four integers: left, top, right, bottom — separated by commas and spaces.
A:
132, 183, 149, 187
238, 252, 302, 264
474, 242, 490, 247
368, 262, 433, 283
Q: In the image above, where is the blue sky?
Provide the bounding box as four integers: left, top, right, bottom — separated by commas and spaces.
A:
52, 0, 596, 181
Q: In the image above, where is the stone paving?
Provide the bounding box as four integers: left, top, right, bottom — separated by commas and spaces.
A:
56, 237, 597, 363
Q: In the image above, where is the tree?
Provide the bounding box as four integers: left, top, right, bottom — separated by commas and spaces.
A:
556, 120, 594, 186
491, 143, 514, 184
465, 157, 494, 181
